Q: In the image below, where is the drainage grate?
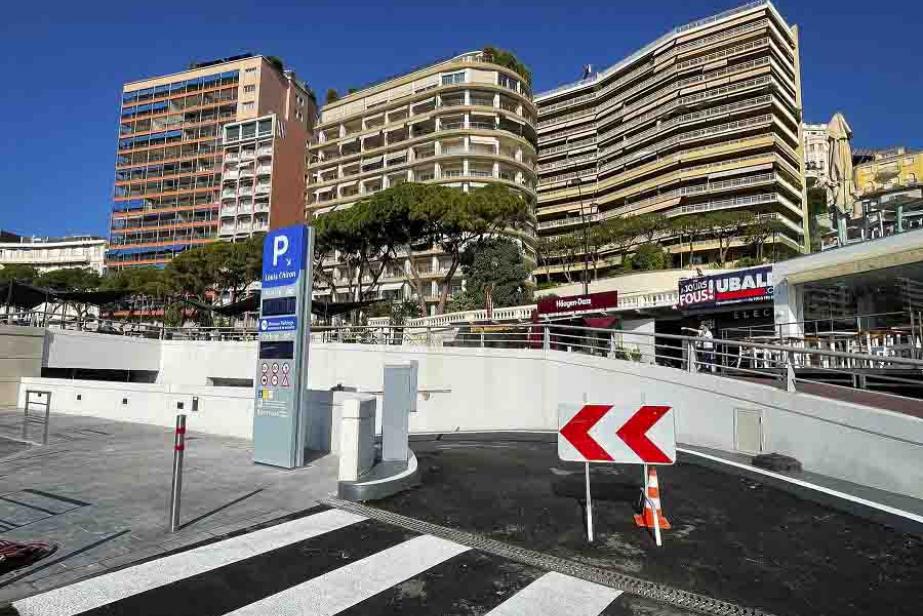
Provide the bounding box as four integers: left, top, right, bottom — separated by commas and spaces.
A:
322, 496, 777, 616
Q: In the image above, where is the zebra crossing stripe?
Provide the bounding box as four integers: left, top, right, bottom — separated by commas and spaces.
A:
13, 508, 366, 616
484, 571, 622, 616
224, 535, 470, 616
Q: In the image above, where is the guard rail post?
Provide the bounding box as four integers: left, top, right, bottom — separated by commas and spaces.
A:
543, 325, 550, 351
685, 339, 697, 373
785, 360, 797, 393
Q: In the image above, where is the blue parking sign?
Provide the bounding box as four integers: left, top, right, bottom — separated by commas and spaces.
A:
262, 225, 308, 288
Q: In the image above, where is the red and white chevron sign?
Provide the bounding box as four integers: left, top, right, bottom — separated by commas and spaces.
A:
558, 403, 676, 465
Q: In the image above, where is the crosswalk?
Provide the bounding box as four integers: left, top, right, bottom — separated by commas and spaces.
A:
12, 506, 626, 616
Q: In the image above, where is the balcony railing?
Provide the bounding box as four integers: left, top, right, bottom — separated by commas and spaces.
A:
540, 137, 597, 157
537, 108, 595, 128
537, 213, 601, 230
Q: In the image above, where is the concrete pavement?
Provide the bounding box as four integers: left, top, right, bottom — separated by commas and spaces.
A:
0, 410, 337, 603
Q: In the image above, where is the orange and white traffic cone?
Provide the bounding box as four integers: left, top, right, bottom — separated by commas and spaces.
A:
634, 466, 671, 530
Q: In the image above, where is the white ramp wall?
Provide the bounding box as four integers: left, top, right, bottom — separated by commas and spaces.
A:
24, 336, 923, 500
307, 344, 923, 500
45, 329, 162, 372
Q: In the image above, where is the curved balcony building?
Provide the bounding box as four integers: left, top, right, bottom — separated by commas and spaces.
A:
535, 1, 807, 279
307, 50, 537, 306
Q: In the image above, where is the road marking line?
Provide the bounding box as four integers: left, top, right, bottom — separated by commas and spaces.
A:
13, 508, 365, 616
484, 571, 622, 616
224, 534, 469, 616
678, 446, 923, 525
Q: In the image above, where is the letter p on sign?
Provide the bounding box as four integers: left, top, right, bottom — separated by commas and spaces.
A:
272, 235, 289, 266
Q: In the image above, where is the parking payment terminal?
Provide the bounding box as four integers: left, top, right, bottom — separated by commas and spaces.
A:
252, 224, 314, 468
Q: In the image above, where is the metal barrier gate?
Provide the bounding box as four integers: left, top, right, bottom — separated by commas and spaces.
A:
22, 389, 51, 445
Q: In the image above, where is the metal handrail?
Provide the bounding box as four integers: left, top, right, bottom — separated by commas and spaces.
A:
6, 312, 923, 404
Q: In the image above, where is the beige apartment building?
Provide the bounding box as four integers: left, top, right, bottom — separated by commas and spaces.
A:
854, 147, 923, 196
306, 50, 537, 306
109, 54, 315, 269
535, 1, 807, 279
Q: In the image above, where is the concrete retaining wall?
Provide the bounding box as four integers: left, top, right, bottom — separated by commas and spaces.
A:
45, 329, 161, 372
17, 377, 253, 439
0, 325, 44, 408
25, 335, 923, 500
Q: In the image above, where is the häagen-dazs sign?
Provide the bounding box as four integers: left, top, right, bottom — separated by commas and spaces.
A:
678, 266, 773, 309
537, 291, 618, 316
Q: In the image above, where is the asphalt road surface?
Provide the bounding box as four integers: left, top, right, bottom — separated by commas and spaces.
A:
6, 505, 668, 616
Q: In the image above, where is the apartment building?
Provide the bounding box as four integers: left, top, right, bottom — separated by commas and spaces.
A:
0, 233, 106, 274
306, 50, 537, 305
109, 54, 315, 269
854, 147, 923, 196
535, 1, 806, 279
802, 121, 829, 184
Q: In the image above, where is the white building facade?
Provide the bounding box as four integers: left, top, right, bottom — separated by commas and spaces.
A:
0, 235, 107, 275
802, 121, 829, 184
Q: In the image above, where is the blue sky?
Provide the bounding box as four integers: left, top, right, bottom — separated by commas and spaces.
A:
1, 0, 921, 237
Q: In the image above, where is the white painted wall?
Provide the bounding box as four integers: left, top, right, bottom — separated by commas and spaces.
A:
159, 339, 256, 385
25, 336, 923, 501
45, 329, 161, 372
17, 377, 253, 439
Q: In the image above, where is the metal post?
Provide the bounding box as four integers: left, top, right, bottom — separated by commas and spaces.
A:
685, 339, 697, 373
5, 279, 13, 319
609, 331, 617, 359
584, 462, 593, 542
543, 325, 550, 351
784, 350, 796, 392
41, 392, 51, 445
480, 332, 485, 348
644, 464, 663, 547
169, 414, 186, 533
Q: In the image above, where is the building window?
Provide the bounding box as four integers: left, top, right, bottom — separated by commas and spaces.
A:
498, 74, 519, 91
242, 101, 255, 112
244, 85, 256, 93
441, 72, 466, 86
